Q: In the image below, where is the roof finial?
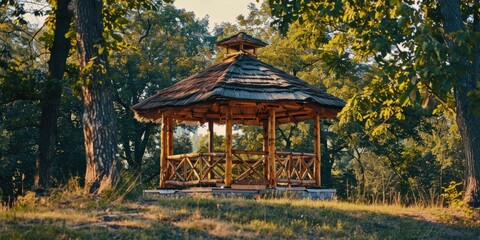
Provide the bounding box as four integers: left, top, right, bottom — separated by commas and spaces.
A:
215, 32, 268, 58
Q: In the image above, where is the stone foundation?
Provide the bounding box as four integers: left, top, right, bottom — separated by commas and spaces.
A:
142, 187, 336, 201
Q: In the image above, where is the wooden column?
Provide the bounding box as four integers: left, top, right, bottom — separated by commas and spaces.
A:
225, 107, 233, 186
268, 109, 276, 187
160, 115, 168, 187
208, 121, 214, 153
313, 114, 321, 186
262, 121, 269, 180
208, 121, 214, 180
167, 117, 174, 156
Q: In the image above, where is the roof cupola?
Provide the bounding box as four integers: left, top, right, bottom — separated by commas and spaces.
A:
215, 32, 268, 57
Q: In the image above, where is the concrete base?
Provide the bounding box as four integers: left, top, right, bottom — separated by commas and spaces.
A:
143, 187, 336, 201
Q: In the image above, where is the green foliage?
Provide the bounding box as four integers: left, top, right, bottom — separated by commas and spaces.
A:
233, 125, 263, 151
262, 0, 468, 204
267, 0, 463, 134
110, 5, 212, 185
441, 181, 464, 207
198, 133, 225, 153
14, 192, 38, 209
103, 169, 143, 201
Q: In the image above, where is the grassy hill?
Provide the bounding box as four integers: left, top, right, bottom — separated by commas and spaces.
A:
1, 193, 479, 239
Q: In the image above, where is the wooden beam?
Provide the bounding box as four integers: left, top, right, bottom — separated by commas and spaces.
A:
268, 109, 276, 187
160, 115, 168, 187
225, 106, 233, 186
313, 115, 321, 186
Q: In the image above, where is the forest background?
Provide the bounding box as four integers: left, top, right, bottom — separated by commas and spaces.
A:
0, 0, 467, 207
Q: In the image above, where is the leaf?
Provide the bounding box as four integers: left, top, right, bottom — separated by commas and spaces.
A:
410, 88, 417, 101
111, 33, 123, 42
65, 29, 76, 39
116, 17, 129, 25
421, 92, 430, 108
411, 75, 418, 84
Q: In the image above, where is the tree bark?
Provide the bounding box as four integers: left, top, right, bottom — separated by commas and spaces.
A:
70, 0, 119, 194
35, 0, 72, 190
439, 0, 480, 207
133, 123, 152, 172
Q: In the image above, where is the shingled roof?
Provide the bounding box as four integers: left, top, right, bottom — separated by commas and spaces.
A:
215, 32, 268, 50
131, 33, 345, 124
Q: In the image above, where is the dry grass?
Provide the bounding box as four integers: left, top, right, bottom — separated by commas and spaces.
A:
1, 194, 479, 239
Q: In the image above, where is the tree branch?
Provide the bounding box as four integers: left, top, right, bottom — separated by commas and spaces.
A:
138, 18, 152, 43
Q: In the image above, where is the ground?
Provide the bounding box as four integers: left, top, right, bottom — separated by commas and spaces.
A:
1, 193, 479, 239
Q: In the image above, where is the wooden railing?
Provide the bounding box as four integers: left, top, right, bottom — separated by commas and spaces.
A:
163, 151, 316, 187
165, 152, 225, 187
275, 151, 316, 186
232, 150, 268, 184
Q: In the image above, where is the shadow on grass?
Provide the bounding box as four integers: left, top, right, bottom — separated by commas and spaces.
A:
1, 197, 479, 239
155, 198, 480, 239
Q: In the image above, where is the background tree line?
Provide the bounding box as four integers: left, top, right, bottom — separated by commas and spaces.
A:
0, 1, 469, 206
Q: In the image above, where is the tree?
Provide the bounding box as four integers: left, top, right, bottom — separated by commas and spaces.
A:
268, 0, 480, 207
35, 0, 73, 190
111, 5, 213, 174
70, 0, 118, 194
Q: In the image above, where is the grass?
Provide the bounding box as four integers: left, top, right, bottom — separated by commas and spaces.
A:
1, 195, 479, 239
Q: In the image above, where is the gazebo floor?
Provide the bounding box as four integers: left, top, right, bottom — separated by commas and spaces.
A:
142, 187, 336, 201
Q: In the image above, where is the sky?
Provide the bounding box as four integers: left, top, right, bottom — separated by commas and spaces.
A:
25, 0, 260, 30
173, 0, 260, 30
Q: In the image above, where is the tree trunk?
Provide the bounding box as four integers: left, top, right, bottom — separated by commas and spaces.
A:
354, 152, 366, 201
439, 0, 480, 207
70, 0, 119, 194
132, 123, 152, 171
35, 0, 72, 190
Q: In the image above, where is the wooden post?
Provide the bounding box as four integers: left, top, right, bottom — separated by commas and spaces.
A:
167, 117, 174, 156
160, 115, 168, 187
208, 121, 214, 153
268, 109, 276, 187
208, 121, 214, 180
313, 115, 321, 187
225, 107, 233, 186
262, 121, 269, 181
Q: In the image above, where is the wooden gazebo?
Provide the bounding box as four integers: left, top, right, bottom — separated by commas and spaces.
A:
131, 32, 345, 189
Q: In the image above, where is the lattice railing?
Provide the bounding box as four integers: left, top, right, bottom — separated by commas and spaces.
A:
275, 151, 316, 186
165, 152, 225, 187
232, 150, 268, 184
163, 151, 315, 187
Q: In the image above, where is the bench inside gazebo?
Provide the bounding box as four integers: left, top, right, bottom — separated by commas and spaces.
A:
131, 32, 345, 197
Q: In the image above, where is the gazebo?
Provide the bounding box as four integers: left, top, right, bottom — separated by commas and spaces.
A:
131, 32, 345, 189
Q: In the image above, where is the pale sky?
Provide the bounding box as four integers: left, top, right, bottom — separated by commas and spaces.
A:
26, 1, 261, 30
173, 0, 261, 30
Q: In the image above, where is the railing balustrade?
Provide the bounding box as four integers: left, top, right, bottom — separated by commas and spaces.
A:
163, 150, 317, 187
275, 151, 316, 186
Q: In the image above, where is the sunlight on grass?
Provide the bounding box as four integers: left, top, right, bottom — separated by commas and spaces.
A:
246, 219, 277, 234
108, 219, 151, 229
1, 196, 479, 239
1, 209, 98, 224
173, 208, 256, 238
141, 205, 169, 221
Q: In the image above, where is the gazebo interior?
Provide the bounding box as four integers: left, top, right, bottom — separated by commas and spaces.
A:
131, 32, 345, 189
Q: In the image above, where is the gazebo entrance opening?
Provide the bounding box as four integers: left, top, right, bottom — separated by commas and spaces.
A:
131, 32, 345, 189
